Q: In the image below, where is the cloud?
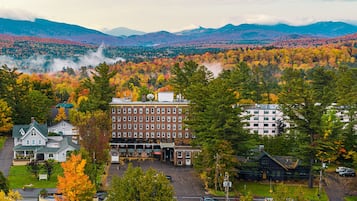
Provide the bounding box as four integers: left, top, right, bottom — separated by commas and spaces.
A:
0, 9, 36, 21
0, 44, 125, 73
228, 14, 318, 26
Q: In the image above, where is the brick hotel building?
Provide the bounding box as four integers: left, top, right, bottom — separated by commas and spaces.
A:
109, 92, 200, 166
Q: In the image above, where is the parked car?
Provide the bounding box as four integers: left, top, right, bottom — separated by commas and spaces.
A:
165, 175, 172, 182
200, 196, 218, 201
339, 168, 356, 177
335, 166, 347, 173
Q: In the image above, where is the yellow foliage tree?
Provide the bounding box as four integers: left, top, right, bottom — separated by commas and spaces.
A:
0, 190, 22, 201
0, 99, 12, 133
55, 107, 67, 122
56, 154, 95, 201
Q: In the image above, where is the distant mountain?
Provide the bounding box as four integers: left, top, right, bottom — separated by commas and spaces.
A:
103, 27, 146, 37
1, 18, 357, 47
0, 18, 122, 45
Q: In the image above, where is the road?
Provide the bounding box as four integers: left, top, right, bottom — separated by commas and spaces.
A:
324, 172, 357, 201
0, 137, 14, 177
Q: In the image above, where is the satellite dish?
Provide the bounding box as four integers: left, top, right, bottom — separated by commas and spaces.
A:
147, 94, 154, 101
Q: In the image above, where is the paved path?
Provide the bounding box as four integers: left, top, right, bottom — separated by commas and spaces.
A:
0, 137, 14, 176
324, 172, 357, 201
108, 160, 206, 201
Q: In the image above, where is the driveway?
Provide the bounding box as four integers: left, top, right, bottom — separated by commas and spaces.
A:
324, 172, 357, 201
0, 137, 14, 176
108, 160, 206, 201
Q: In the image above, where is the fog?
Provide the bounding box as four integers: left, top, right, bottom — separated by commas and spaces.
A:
0, 44, 125, 73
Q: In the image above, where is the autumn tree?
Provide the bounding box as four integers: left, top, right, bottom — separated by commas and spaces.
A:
56, 154, 95, 201
106, 164, 174, 201
0, 190, 22, 201
0, 99, 12, 133
69, 110, 111, 187
55, 107, 67, 122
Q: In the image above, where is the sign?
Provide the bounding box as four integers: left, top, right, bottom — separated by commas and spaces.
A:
39, 174, 48, 180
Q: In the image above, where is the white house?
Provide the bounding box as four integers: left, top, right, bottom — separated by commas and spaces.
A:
12, 118, 79, 162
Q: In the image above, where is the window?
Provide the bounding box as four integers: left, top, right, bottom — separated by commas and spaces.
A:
128, 116, 131, 121
134, 132, 138, 138
112, 116, 116, 122
146, 124, 150, 130
139, 132, 143, 138
178, 132, 182, 138
253, 123, 258, 127
172, 132, 176, 138
117, 116, 121, 122
253, 117, 259, 120
117, 108, 121, 114
272, 124, 276, 127
272, 117, 276, 120
27, 140, 29, 145
263, 130, 269, 134
146, 132, 150, 138
123, 108, 127, 114
128, 124, 132, 129
264, 117, 269, 121
272, 111, 276, 114
157, 132, 161, 138
157, 124, 161, 129
161, 124, 165, 129
167, 108, 171, 114
151, 108, 155, 114
128, 108, 132, 114
161, 116, 165, 122
151, 116, 155, 122
157, 108, 160, 114
178, 124, 182, 130
151, 132, 155, 138
139, 124, 143, 129
185, 152, 191, 159
111, 108, 115, 114
173, 108, 176, 114
117, 124, 121, 129
162, 132, 165, 138
139, 108, 143, 114
254, 110, 259, 114
133, 108, 137, 114
172, 124, 176, 130
161, 108, 165, 114
146, 108, 149, 114
49, 154, 54, 158
178, 116, 182, 122
123, 116, 127, 122
38, 140, 41, 145
134, 116, 137, 122
167, 132, 171, 138
128, 132, 132, 137
151, 124, 155, 130
123, 124, 127, 129
139, 116, 143, 122
134, 124, 138, 130
167, 124, 171, 130
157, 116, 160, 122
172, 117, 176, 122
185, 132, 189, 138
264, 110, 269, 114
112, 124, 116, 129
177, 151, 182, 158
167, 117, 171, 122
112, 132, 116, 138
264, 124, 268, 127
118, 132, 122, 137
123, 132, 127, 137
146, 116, 149, 122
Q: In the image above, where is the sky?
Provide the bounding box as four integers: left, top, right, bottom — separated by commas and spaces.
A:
1, 0, 357, 33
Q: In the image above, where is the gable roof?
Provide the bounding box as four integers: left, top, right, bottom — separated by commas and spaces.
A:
258, 151, 299, 170
12, 120, 48, 138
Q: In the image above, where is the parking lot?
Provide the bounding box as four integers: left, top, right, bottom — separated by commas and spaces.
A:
108, 159, 206, 201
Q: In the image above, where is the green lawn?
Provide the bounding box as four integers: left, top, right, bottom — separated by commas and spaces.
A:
0, 136, 6, 150
8, 164, 63, 189
345, 196, 357, 201
210, 181, 329, 200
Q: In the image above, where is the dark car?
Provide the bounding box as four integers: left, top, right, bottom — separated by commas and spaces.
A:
165, 175, 172, 182
200, 196, 218, 201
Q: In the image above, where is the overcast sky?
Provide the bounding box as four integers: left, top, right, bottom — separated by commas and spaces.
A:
1, 0, 357, 33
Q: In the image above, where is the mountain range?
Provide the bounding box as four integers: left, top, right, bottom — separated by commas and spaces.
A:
1, 18, 357, 47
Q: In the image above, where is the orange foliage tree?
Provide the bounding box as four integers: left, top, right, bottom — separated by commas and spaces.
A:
56, 154, 95, 201
54, 107, 67, 122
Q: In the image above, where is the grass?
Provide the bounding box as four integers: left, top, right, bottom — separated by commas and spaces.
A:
210, 181, 329, 200
8, 164, 63, 189
0, 136, 7, 150
345, 196, 357, 201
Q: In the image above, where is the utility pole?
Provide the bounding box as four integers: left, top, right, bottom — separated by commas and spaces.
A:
223, 172, 231, 201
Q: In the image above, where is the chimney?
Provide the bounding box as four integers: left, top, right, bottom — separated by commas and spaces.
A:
31, 117, 35, 123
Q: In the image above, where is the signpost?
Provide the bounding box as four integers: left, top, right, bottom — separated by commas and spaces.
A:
223, 172, 232, 201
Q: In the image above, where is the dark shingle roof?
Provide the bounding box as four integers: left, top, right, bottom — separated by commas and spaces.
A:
12, 120, 48, 138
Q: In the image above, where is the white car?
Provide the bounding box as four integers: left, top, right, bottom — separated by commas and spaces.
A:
336, 166, 347, 173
